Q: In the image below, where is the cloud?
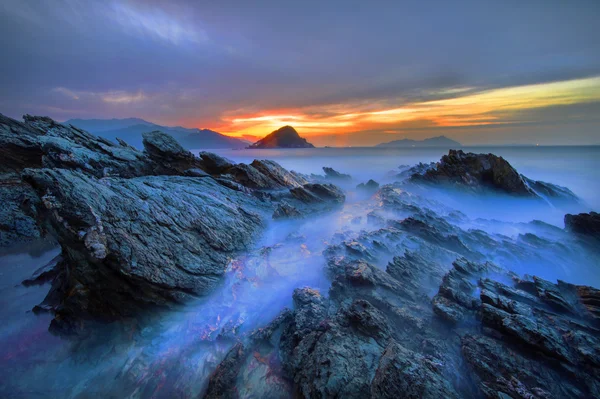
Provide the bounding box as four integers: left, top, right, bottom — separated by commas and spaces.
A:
1, 0, 599, 144
106, 2, 208, 45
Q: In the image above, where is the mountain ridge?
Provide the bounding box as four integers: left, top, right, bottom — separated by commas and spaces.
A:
376, 135, 462, 148
65, 118, 247, 150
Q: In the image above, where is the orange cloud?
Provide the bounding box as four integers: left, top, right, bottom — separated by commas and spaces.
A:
210, 76, 600, 142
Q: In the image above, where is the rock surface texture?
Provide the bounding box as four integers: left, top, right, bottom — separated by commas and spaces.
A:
0, 113, 345, 334
565, 211, 600, 239
206, 178, 599, 398
410, 150, 579, 206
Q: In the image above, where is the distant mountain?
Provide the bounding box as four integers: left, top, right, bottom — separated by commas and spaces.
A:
248, 126, 315, 149
64, 118, 247, 150
376, 136, 462, 148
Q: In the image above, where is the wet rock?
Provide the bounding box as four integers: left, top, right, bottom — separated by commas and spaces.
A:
21, 115, 157, 178
290, 183, 345, 204
323, 167, 352, 181
565, 211, 600, 239
0, 174, 44, 247
396, 162, 436, 180
523, 176, 580, 204
0, 114, 44, 174
198, 151, 235, 174
411, 150, 554, 200
204, 310, 294, 398
23, 168, 268, 333
250, 159, 308, 188
432, 258, 498, 324
433, 259, 600, 397
371, 340, 459, 399
227, 160, 306, 190
22, 253, 63, 286
273, 202, 302, 219
356, 179, 380, 193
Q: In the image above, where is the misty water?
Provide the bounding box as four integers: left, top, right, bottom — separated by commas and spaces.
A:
1, 146, 598, 398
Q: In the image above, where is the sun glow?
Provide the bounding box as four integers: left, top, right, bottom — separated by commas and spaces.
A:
215, 76, 600, 140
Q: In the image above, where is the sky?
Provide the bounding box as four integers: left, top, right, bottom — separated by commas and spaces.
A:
1, 0, 599, 146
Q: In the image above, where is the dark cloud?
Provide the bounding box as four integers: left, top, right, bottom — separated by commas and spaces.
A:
0, 0, 599, 143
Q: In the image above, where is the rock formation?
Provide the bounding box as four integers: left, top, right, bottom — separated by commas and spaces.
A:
410, 149, 580, 206
0, 113, 345, 334
565, 211, 600, 239
206, 178, 600, 398
357, 179, 380, 192
248, 126, 315, 149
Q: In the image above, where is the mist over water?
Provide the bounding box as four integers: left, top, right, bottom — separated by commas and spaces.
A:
209, 146, 600, 217
1, 146, 599, 397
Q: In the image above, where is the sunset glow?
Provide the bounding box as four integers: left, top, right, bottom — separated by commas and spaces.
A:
217, 76, 600, 142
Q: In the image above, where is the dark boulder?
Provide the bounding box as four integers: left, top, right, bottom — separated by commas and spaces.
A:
411, 149, 536, 196
198, 151, 235, 175
565, 211, 600, 239
323, 166, 352, 181
357, 179, 380, 192
227, 160, 306, 190
290, 183, 345, 204
273, 202, 302, 219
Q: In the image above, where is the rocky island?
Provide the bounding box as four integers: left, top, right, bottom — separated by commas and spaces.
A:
1, 113, 599, 398
248, 125, 315, 149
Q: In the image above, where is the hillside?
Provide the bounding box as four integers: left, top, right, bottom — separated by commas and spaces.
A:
248, 126, 315, 148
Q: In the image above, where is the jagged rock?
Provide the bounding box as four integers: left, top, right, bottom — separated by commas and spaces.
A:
411, 150, 579, 205
22, 168, 268, 333
356, 179, 380, 192
141, 130, 204, 175
565, 211, 600, 239
227, 160, 306, 190
198, 151, 235, 174
396, 162, 435, 180
411, 150, 536, 196
0, 174, 43, 247
273, 202, 302, 219
370, 340, 459, 399
0, 114, 44, 174
250, 159, 307, 188
323, 166, 352, 181
433, 259, 600, 397
290, 183, 345, 204
432, 258, 498, 324
204, 310, 294, 398
523, 176, 580, 204
22, 253, 62, 286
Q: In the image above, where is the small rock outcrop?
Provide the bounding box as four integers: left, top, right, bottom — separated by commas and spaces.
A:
412, 149, 536, 196
226, 160, 307, 190
248, 126, 315, 149
323, 166, 352, 181
357, 179, 380, 192
290, 183, 346, 204
565, 211, 600, 239
198, 151, 235, 174
410, 150, 580, 206
273, 202, 302, 219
